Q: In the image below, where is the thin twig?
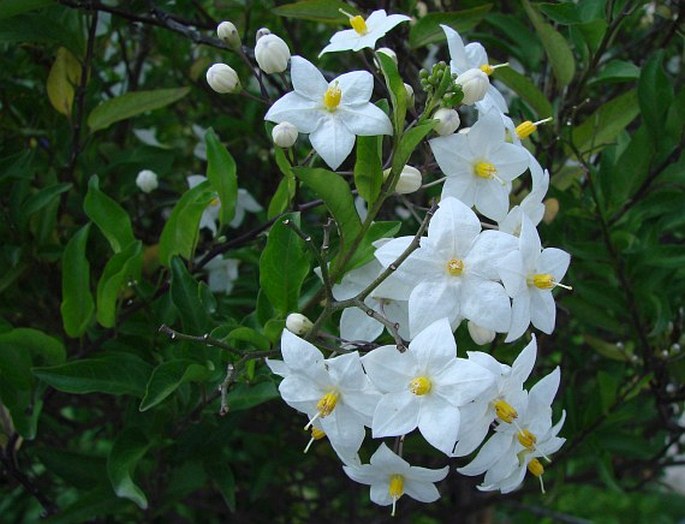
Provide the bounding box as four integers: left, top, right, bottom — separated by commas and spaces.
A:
158, 324, 235, 353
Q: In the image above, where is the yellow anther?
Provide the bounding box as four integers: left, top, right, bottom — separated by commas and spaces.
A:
311, 427, 326, 440
409, 376, 432, 396
480, 64, 494, 75
446, 258, 464, 276
474, 161, 497, 179
323, 83, 342, 111
528, 458, 545, 477
529, 273, 555, 289
210, 196, 221, 207
493, 399, 518, 423
388, 474, 404, 516
518, 429, 537, 450
350, 15, 368, 34
515, 117, 553, 139
316, 391, 339, 417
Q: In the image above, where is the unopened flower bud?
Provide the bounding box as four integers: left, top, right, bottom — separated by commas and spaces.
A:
272, 121, 298, 148
286, 313, 313, 336
467, 321, 496, 345
433, 107, 461, 136
455, 68, 489, 105
255, 34, 291, 74
404, 83, 415, 106
255, 27, 271, 42
136, 169, 158, 193
217, 21, 241, 50
206, 63, 241, 94
383, 165, 423, 194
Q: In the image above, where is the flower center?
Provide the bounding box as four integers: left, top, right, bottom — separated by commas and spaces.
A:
446, 258, 464, 276
409, 376, 432, 396
529, 273, 554, 289
518, 429, 537, 450
527, 458, 544, 477
323, 82, 342, 111
349, 15, 368, 34
316, 391, 339, 417
515, 117, 553, 139
388, 474, 404, 516
474, 161, 497, 179
493, 399, 518, 423
479, 62, 509, 76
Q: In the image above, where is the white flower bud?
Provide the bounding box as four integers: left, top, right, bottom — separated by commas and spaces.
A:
217, 21, 241, 50
467, 321, 496, 345
254, 34, 290, 74
404, 82, 414, 106
136, 169, 158, 193
433, 107, 461, 136
383, 165, 423, 195
271, 121, 298, 148
206, 63, 241, 94
255, 27, 271, 43
286, 313, 313, 336
455, 68, 489, 105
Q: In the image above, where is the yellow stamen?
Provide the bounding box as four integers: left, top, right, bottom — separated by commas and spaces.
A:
446, 258, 464, 276
518, 429, 537, 450
528, 458, 544, 477
515, 117, 553, 139
303, 426, 326, 453
388, 474, 404, 516
323, 82, 342, 111
527, 273, 573, 291
409, 376, 432, 396
210, 196, 221, 207
339, 9, 368, 35
493, 399, 518, 423
316, 391, 339, 417
479, 62, 509, 76
474, 161, 497, 179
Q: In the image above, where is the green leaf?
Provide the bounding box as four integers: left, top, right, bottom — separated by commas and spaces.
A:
21, 182, 71, 218
293, 167, 362, 253
0, 0, 55, 19
225, 327, 271, 351
139, 359, 212, 411
159, 180, 214, 266
571, 90, 639, 155
638, 51, 673, 142
537, 2, 582, 24
268, 148, 296, 219
61, 224, 94, 337
272, 0, 356, 23
408, 6, 493, 48
107, 428, 150, 509
33, 352, 153, 397
205, 128, 238, 229
259, 213, 310, 315
347, 220, 401, 271
354, 135, 383, 205
590, 60, 640, 85
87, 87, 190, 132
0, 13, 83, 58
96, 240, 143, 328
207, 461, 236, 511
170, 257, 212, 334
494, 67, 554, 118
376, 52, 406, 135
392, 121, 437, 175
227, 381, 279, 411
577, 19, 607, 54
46, 46, 81, 117
84, 175, 135, 253
36, 448, 107, 490
522, 0, 576, 87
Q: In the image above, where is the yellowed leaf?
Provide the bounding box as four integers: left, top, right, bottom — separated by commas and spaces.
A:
47, 47, 81, 117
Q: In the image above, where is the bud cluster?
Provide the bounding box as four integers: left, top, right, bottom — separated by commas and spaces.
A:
419, 62, 464, 108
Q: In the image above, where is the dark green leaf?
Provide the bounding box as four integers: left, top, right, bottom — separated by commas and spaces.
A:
268, 148, 296, 219
0, 0, 55, 19
493, 67, 553, 118
347, 221, 401, 271
96, 240, 142, 328
207, 461, 236, 511
88, 87, 190, 132
205, 128, 238, 229
392, 121, 437, 175
226, 327, 271, 351
21, 182, 71, 217
537, 2, 582, 24
107, 428, 150, 509
590, 60, 640, 85
84, 176, 135, 253
638, 51, 673, 142
36, 448, 107, 489
139, 359, 212, 411
227, 381, 279, 411
170, 256, 212, 334
272, 0, 356, 23
376, 51, 406, 135
409, 6, 493, 48
577, 19, 607, 54
354, 135, 383, 204
61, 224, 94, 337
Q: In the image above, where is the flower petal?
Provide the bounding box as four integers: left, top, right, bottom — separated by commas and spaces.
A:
427, 197, 481, 257
418, 396, 461, 454
408, 280, 460, 337
264, 92, 323, 133
505, 292, 531, 342
460, 277, 511, 333
529, 289, 556, 334
309, 117, 356, 170
336, 70, 373, 104
290, 55, 328, 100
363, 345, 416, 392
341, 306, 384, 343
338, 103, 393, 136
372, 390, 419, 437
408, 318, 456, 371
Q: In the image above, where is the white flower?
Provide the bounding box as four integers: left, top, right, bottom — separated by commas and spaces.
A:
384, 165, 422, 194
453, 336, 537, 456
271, 121, 298, 148
203, 256, 240, 294
285, 313, 313, 336
498, 216, 571, 341
455, 68, 489, 105
319, 9, 411, 56
217, 21, 241, 50
136, 169, 158, 193
374, 197, 517, 336
429, 108, 529, 221
255, 33, 290, 74
432, 107, 461, 136
363, 318, 495, 455
266, 330, 380, 459
343, 443, 449, 516
264, 56, 393, 170
187, 176, 262, 235
441, 24, 509, 114
467, 320, 496, 345
206, 63, 241, 94
498, 152, 550, 235
458, 367, 565, 494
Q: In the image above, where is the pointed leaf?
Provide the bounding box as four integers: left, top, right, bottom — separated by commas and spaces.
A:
107, 428, 150, 509
170, 257, 212, 334
377, 51, 406, 135
47, 47, 81, 116
205, 128, 238, 229
84, 175, 135, 253
408, 6, 493, 48
139, 359, 212, 411
61, 223, 94, 337
271, 0, 357, 23
354, 135, 383, 204
96, 240, 143, 328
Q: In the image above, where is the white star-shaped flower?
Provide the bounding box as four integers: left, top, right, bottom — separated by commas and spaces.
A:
429, 108, 529, 221
362, 318, 495, 455
320, 9, 411, 56
266, 330, 380, 460
453, 336, 537, 457
343, 443, 449, 516
374, 197, 517, 336
458, 367, 565, 494
498, 216, 571, 341
203, 256, 240, 294
441, 24, 509, 114
264, 56, 393, 170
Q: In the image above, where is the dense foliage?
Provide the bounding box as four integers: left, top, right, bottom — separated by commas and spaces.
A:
1, 0, 684, 522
